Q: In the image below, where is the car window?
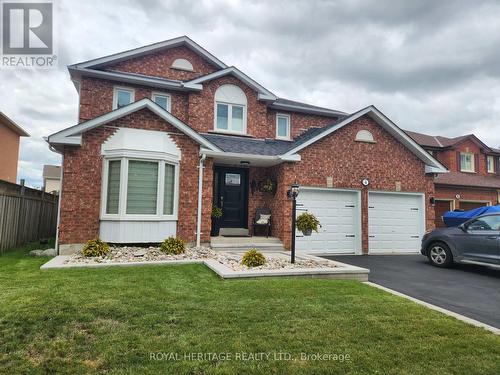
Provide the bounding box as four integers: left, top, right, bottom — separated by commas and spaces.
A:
468, 215, 500, 231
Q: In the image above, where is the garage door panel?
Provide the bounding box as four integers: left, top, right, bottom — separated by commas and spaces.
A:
296, 189, 359, 254
368, 192, 424, 253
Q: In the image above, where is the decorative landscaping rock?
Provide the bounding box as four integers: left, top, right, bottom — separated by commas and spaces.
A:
42, 248, 57, 256
65, 245, 216, 264
62, 245, 337, 272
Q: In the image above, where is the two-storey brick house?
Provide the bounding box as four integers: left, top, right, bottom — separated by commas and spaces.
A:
406, 131, 500, 227
48, 36, 447, 255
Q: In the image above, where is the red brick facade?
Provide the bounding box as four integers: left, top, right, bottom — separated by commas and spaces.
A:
59, 109, 213, 245
57, 40, 441, 253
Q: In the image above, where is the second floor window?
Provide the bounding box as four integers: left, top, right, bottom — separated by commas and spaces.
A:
487, 155, 495, 173
214, 84, 247, 134
276, 114, 290, 140
152, 93, 171, 112
460, 152, 474, 172
113, 87, 134, 109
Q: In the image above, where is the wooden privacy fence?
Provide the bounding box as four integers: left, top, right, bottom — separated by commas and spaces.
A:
0, 180, 58, 253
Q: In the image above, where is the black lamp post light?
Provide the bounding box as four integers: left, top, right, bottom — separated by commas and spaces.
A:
287, 182, 300, 263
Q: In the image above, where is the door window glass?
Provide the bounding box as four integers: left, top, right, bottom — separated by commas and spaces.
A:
225, 173, 241, 186
468, 216, 500, 231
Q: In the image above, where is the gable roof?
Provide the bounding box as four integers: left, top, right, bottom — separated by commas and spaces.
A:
270, 98, 347, 117
70, 36, 227, 70
280, 106, 447, 173
405, 130, 492, 152
47, 98, 221, 151
183, 66, 277, 101
0, 112, 29, 136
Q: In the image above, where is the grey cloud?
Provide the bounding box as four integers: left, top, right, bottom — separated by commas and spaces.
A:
2, 0, 500, 188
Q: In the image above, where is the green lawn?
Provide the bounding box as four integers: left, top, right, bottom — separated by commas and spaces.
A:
1, 243, 499, 375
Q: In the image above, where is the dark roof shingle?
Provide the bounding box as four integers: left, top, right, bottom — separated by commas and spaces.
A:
435, 171, 500, 189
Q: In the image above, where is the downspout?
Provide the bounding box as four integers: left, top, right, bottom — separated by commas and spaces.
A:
196, 153, 206, 247
49, 145, 63, 255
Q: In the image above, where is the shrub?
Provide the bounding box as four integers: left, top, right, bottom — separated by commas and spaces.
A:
211, 206, 223, 219
241, 249, 266, 267
161, 237, 186, 255
82, 239, 110, 257
296, 212, 321, 234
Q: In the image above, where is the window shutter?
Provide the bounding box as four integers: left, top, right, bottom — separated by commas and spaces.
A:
474, 154, 479, 173
456, 151, 461, 171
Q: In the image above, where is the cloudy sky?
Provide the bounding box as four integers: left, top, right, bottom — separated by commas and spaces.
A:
2, 0, 500, 187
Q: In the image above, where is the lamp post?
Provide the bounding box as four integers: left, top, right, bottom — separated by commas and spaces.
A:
287, 182, 300, 263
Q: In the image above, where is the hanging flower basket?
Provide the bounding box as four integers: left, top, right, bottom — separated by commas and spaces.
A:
259, 178, 277, 195
296, 212, 321, 236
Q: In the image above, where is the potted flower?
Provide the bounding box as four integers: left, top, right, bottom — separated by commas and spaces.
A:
260, 177, 277, 195
211, 206, 223, 236
296, 212, 321, 236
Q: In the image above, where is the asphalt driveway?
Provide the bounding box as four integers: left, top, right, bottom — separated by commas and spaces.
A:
323, 254, 500, 329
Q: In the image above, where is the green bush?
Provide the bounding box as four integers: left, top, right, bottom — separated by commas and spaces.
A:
160, 237, 186, 255
211, 206, 223, 219
241, 249, 266, 267
296, 212, 321, 234
82, 239, 110, 257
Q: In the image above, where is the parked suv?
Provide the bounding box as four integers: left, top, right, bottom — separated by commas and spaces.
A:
421, 213, 500, 267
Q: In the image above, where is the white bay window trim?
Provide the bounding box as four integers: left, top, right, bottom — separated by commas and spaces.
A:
113, 86, 135, 110
276, 113, 291, 140
101, 155, 180, 221
151, 91, 172, 112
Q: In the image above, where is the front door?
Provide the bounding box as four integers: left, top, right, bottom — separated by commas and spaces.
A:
214, 167, 248, 228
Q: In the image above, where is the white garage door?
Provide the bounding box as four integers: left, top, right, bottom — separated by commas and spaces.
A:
368, 192, 424, 253
296, 189, 360, 254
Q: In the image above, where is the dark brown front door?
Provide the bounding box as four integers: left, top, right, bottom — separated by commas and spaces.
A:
214, 167, 248, 228
459, 201, 488, 211
434, 200, 452, 228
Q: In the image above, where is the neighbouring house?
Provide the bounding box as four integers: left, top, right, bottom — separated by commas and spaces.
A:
47, 36, 447, 256
406, 131, 500, 227
0, 111, 29, 183
42, 165, 61, 194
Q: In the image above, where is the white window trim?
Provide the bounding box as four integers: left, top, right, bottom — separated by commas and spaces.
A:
100, 154, 180, 221
460, 152, 475, 173
276, 113, 291, 140
213, 101, 247, 135
151, 91, 172, 112
487, 155, 495, 173
112, 86, 135, 110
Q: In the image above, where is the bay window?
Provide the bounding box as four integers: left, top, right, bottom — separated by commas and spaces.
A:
102, 158, 178, 219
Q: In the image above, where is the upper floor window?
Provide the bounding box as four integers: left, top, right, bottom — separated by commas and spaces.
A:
214, 84, 247, 134
171, 58, 194, 71
460, 152, 475, 172
152, 92, 171, 112
113, 87, 134, 109
276, 114, 290, 140
487, 155, 495, 173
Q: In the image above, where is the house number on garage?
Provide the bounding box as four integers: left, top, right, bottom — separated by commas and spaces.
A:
362, 179, 370, 186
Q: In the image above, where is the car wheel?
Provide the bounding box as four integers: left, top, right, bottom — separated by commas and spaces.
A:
427, 242, 453, 268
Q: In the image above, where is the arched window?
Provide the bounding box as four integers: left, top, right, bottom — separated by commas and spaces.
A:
214, 84, 247, 134
355, 130, 375, 143
171, 58, 194, 71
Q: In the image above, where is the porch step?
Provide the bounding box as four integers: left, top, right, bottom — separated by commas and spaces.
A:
211, 236, 284, 251
219, 228, 250, 237
215, 246, 287, 253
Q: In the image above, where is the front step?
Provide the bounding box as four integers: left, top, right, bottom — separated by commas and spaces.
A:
219, 228, 250, 237
210, 236, 285, 252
